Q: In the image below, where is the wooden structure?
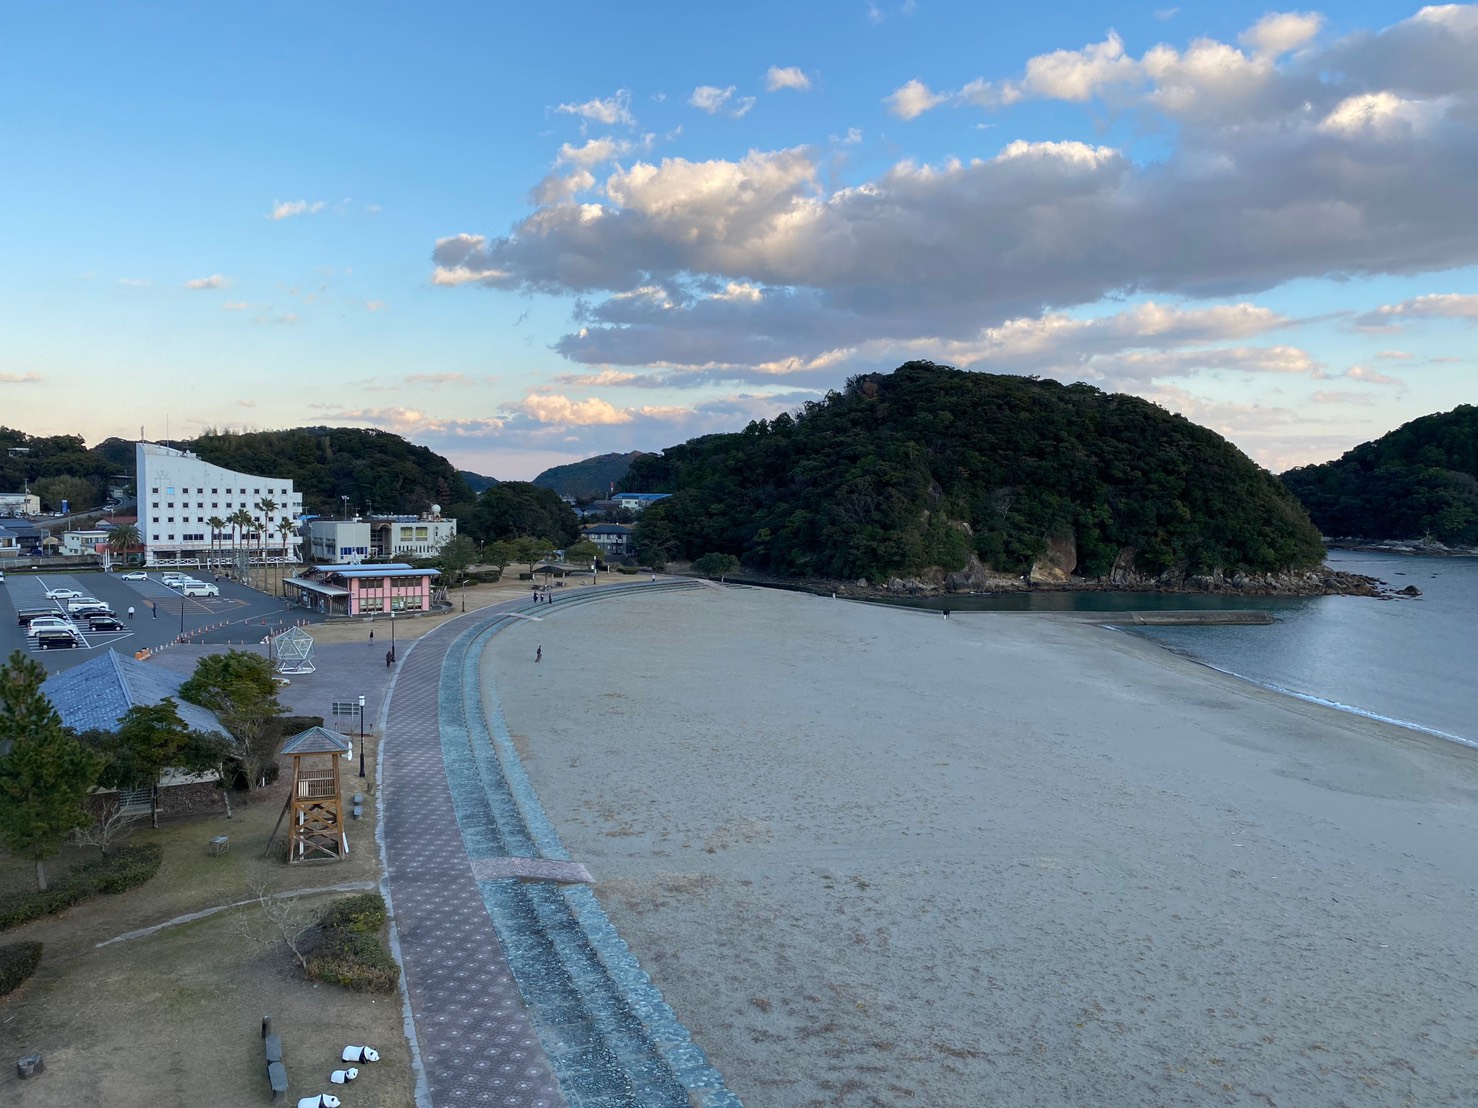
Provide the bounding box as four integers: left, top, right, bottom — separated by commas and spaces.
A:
274, 725, 353, 864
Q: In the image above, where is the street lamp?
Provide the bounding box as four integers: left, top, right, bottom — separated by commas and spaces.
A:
341, 495, 349, 520
357, 694, 366, 778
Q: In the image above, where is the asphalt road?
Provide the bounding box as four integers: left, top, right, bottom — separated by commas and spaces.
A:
0, 568, 327, 675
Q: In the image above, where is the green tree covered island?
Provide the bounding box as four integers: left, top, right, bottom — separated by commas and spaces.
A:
1281, 405, 1478, 545
630, 363, 1326, 586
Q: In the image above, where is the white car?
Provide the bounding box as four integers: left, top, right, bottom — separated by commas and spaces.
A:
120, 571, 147, 581
0, 570, 6, 583
178, 582, 219, 597
27, 616, 79, 638
45, 587, 83, 599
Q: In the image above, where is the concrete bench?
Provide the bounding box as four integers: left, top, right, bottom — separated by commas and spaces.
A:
263, 1015, 288, 1103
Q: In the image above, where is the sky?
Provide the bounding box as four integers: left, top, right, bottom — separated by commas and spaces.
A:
3, 2, 1477, 480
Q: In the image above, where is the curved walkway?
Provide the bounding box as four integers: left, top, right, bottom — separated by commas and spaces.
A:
380, 583, 742, 1108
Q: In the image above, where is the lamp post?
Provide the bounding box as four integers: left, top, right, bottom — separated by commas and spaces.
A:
358, 694, 366, 778
341, 495, 349, 520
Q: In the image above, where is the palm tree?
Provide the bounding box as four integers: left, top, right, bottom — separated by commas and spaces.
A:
228, 508, 253, 566
207, 515, 226, 568
107, 522, 140, 566
256, 498, 278, 562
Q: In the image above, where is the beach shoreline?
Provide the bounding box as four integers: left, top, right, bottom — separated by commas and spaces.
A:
482, 586, 1478, 1107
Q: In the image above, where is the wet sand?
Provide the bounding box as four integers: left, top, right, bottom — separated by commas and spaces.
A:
483, 585, 1478, 1107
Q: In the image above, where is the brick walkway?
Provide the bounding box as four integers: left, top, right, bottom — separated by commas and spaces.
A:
381, 604, 567, 1108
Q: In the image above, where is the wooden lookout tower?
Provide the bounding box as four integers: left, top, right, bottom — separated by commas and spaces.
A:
276, 725, 353, 864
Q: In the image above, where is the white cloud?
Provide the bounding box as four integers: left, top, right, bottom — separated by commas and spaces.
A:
1345, 365, 1404, 385
765, 66, 811, 92
436, 7, 1478, 390
365, 300, 387, 312
531, 168, 597, 204
268, 199, 327, 220
884, 78, 947, 119
555, 90, 635, 127
517, 394, 633, 426
0, 371, 42, 383
557, 137, 632, 168
689, 85, 755, 117
1020, 32, 1139, 102
1239, 11, 1323, 56
222, 300, 252, 311
1356, 293, 1478, 327
185, 274, 231, 290
118, 278, 151, 287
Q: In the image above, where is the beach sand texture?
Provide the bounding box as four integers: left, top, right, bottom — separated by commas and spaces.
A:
483, 586, 1478, 1107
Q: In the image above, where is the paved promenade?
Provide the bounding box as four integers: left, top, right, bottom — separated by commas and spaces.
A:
378, 585, 740, 1108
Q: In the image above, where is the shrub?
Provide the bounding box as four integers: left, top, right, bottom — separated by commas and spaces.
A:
617, 565, 637, 574
0, 941, 43, 996
307, 930, 400, 993
305, 891, 399, 994
320, 892, 387, 934
0, 844, 163, 931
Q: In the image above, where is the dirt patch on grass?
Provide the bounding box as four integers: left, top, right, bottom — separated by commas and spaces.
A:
0, 761, 410, 1105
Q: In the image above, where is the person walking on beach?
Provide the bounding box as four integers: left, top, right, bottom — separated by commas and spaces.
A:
369, 628, 374, 643
535, 645, 542, 663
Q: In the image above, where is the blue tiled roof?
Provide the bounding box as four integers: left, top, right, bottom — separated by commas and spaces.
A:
41, 650, 230, 737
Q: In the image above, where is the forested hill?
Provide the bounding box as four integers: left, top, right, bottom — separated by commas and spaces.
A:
189, 427, 477, 519
1282, 405, 1478, 544
629, 363, 1325, 583
533, 451, 644, 500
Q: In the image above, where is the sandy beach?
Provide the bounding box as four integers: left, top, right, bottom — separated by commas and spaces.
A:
482, 584, 1478, 1107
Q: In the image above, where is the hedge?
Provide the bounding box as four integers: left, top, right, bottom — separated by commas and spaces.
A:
306, 891, 399, 993
0, 941, 43, 996
0, 844, 163, 931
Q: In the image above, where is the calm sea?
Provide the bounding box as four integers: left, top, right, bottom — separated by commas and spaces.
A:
873, 551, 1478, 747
1125, 551, 1477, 747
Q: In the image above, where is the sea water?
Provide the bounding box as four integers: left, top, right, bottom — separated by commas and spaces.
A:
873, 550, 1477, 747
1125, 550, 1478, 747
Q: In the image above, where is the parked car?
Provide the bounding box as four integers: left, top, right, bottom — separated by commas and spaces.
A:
87, 616, 126, 632
16, 607, 53, 626
0, 569, 6, 583
44, 587, 83, 600
35, 629, 83, 649
65, 597, 104, 611
27, 616, 78, 638
120, 570, 148, 581
178, 582, 219, 597
70, 603, 114, 619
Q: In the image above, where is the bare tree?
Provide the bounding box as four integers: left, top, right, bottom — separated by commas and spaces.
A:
233, 882, 323, 975
68, 799, 140, 857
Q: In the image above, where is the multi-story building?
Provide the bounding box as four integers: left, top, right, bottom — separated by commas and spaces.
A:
582, 523, 635, 558
305, 519, 373, 564
614, 492, 671, 512
304, 511, 458, 564
0, 492, 40, 516
136, 442, 302, 566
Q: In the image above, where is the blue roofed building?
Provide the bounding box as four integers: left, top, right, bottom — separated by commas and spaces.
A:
39, 650, 234, 815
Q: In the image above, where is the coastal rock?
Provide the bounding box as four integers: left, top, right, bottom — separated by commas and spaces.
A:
1398, 584, 1423, 596
1029, 532, 1077, 584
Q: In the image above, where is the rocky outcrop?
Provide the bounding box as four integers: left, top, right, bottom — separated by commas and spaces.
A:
1029, 532, 1077, 584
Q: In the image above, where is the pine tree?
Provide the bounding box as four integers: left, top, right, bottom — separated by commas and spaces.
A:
0, 651, 106, 890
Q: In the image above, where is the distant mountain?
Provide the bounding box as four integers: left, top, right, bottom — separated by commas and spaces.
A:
1282, 405, 1478, 544
532, 451, 644, 500
458, 470, 501, 494
629, 362, 1325, 583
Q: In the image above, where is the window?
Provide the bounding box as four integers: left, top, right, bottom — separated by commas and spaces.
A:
152, 517, 159, 524
167, 487, 175, 494
167, 534, 175, 541
211, 488, 217, 494
167, 517, 174, 523
151, 501, 159, 508
196, 488, 203, 494
211, 502, 218, 509
151, 487, 159, 493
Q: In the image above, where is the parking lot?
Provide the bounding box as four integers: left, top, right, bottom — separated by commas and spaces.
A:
0, 569, 328, 675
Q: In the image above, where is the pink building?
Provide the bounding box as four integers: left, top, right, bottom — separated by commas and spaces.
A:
285, 563, 440, 617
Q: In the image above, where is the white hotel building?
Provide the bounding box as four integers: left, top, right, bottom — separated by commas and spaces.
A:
136, 442, 302, 566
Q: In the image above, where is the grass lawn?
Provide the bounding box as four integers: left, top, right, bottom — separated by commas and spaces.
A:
0, 750, 414, 1107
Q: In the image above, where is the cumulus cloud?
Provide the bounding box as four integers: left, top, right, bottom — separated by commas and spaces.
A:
0, 371, 42, 383
434, 7, 1478, 392
689, 85, 755, 117
185, 274, 231, 290
1345, 364, 1404, 385
268, 199, 327, 220
555, 90, 635, 127
765, 66, 812, 92
884, 78, 947, 119
557, 136, 633, 167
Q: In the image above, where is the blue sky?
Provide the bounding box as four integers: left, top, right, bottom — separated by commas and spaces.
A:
3, 1, 1475, 479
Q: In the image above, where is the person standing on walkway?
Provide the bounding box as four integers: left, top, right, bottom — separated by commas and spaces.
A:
535, 645, 542, 663
386, 649, 394, 668
151, 603, 157, 619
127, 606, 135, 620
369, 628, 374, 643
